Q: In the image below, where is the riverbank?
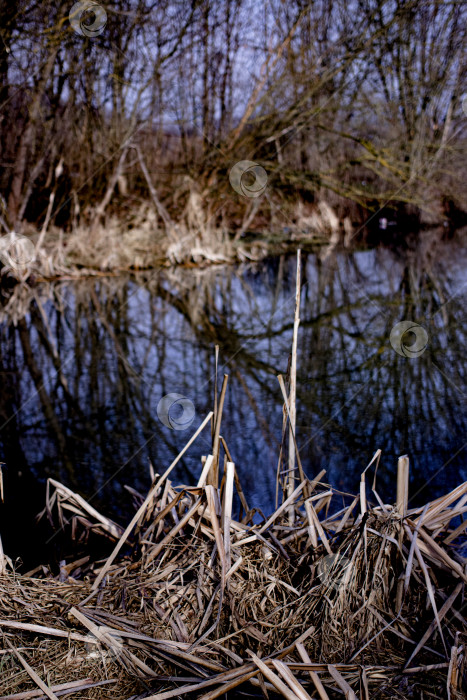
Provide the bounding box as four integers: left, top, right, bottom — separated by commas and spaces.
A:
1, 197, 349, 281
0, 440, 466, 699
0, 216, 463, 286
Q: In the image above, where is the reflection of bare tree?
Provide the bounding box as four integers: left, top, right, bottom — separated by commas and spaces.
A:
296, 240, 466, 503
0, 238, 465, 566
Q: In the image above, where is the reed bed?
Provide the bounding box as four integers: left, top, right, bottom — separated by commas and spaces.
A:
0, 196, 346, 284
0, 425, 466, 699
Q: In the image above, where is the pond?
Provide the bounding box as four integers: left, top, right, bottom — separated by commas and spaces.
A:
0, 238, 466, 568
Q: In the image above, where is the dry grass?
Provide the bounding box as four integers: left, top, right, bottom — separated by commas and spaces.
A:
0, 196, 349, 283
0, 424, 465, 699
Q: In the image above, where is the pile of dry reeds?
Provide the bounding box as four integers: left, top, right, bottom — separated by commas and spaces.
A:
0, 254, 465, 699
0, 407, 466, 699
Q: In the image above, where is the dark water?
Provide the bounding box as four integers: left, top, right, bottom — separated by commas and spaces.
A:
0, 240, 466, 567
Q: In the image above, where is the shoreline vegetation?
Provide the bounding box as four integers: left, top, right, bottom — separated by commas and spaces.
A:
1, 0, 466, 278
0, 203, 348, 280
0, 257, 466, 699
0, 219, 465, 288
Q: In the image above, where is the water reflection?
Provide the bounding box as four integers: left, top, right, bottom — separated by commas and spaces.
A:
0, 239, 466, 565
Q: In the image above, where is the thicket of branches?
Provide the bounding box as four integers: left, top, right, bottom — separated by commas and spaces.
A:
1, 0, 466, 241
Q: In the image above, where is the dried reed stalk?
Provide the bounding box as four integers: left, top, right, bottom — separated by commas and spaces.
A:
287, 249, 301, 524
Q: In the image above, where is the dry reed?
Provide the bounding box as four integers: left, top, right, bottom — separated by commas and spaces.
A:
0, 442, 465, 699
